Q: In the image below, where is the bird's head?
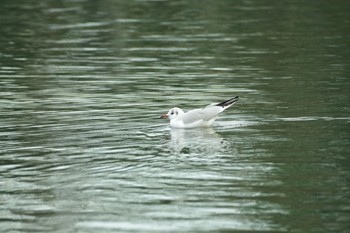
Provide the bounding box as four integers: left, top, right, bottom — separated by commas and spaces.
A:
160, 107, 183, 120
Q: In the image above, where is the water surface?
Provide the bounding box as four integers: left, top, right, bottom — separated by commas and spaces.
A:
1, 0, 349, 232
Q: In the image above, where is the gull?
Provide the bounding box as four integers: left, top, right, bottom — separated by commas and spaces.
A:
161, 96, 239, 128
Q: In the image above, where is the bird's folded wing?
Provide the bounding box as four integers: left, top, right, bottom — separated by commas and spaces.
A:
205, 103, 218, 108
182, 107, 221, 124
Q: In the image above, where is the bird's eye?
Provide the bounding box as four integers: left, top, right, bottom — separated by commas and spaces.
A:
171, 112, 174, 115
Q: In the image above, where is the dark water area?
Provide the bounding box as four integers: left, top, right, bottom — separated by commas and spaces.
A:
0, 0, 349, 232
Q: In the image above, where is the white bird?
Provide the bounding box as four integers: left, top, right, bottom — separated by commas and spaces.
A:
161, 96, 239, 128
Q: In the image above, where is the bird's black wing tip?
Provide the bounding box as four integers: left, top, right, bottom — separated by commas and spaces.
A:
216, 96, 240, 107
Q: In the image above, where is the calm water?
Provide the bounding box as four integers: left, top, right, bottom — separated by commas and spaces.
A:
1, 0, 349, 232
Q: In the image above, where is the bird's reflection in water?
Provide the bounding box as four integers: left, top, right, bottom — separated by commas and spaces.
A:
167, 127, 229, 155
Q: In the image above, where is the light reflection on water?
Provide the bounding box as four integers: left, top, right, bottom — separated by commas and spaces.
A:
1, 0, 350, 232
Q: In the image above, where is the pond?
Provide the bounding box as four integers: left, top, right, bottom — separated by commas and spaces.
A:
0, 0, 349, 232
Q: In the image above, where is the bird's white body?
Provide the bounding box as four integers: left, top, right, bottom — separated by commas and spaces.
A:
161, 96, 239, 128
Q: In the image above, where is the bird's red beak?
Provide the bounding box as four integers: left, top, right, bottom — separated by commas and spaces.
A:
160, 114, 168, 119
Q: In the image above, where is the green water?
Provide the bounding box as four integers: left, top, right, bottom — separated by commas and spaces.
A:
1, 0, 349, 232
